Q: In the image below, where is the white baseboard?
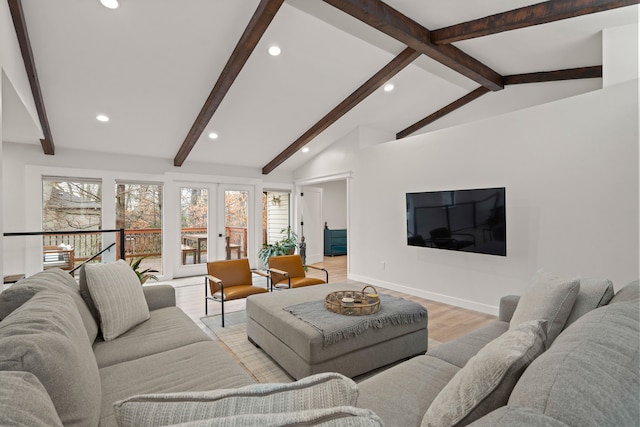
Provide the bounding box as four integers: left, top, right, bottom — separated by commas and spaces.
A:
348, 273, 499, 316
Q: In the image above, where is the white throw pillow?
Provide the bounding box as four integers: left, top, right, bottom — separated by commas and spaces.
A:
422, 320, 547, 427
114, 372, 359, 427
84, 260, 149, 341
509, 270, 580, 346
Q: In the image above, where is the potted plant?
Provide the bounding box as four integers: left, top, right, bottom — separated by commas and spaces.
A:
129, 256, 159, 284
258, 226, 298, 267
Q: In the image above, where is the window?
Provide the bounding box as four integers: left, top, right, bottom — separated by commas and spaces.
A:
116, 182, 163, 273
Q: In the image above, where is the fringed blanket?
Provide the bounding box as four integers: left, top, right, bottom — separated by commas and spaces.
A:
283, 294, 427, 346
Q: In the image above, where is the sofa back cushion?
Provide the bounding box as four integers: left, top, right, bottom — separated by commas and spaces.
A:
0, 292, 102, 427
509, 270, 579, 347
508, 301, 639, 427
564, 278, 614, 327
609, 280, 639, 305
0, 371, 64, 427
83, 260, 150, 341
0, 268, 98, 342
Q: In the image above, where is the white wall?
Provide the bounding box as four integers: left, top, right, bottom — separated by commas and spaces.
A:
295, 25, 640, 314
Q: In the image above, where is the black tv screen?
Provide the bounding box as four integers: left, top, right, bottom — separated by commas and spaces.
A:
406, 187, 506, 256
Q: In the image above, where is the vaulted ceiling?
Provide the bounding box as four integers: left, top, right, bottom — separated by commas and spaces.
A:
4, 0, 638, 174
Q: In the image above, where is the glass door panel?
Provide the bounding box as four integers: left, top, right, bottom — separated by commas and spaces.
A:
180, 187, 208, 265
224, 190, 249, 260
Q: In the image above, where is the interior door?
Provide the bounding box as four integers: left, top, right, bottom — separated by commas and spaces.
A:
300, 186, 323, 264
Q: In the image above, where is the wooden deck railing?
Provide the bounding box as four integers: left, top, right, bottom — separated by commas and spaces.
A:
41, 226, 247, 266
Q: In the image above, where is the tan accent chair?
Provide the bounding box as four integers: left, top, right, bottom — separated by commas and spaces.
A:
205, 259, 268, 327
267, 254, 328, 291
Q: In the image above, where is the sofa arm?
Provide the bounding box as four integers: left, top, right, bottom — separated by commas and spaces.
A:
498, 295, 520, 322
142, 285, 176, 310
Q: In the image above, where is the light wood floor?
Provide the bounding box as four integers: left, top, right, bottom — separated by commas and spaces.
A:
172, 256, 496, 343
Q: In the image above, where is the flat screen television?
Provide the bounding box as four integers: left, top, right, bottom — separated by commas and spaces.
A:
406, 187, 506, 256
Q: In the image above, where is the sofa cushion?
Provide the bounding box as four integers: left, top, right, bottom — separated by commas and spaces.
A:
178, 407, 383, 427
0, 371, 64, 427
0, 292, 101, 427
509, 270, 579, 346
508, 302, 640, 427
0, 268, 99, 343
423, 320, 547, 427
427, 321, 509, 368
564, 278, 614, 326
98, 341, 255, 427
84, 260, 150, 341
466, 406, 569, 427
93, 307, 210, 368
609, 279, 639, 305
117, 407, 383, 427
114, 372, 358, 426
357, 354, 460, 427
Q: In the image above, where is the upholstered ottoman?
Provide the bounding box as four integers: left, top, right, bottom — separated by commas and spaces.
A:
246, 283, 428, 380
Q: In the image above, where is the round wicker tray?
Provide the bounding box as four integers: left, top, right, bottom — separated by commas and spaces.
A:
324, 285, 380, 316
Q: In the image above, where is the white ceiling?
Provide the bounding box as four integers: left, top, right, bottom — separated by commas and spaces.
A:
3, 0, 638, 173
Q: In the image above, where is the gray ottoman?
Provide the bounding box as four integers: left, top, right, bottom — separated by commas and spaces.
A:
246, 283, 428, 380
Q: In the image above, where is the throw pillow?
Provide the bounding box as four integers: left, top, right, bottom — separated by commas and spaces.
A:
509, 270, 580, 346
564, 278, 614, 326
151, 407, 384, 427
0, 292, 102, 427
84, 260, 150, 341
114, 372, 359, 427
422, 320, 547, 427
0, 268, 99, 343
0, 371, 64, 427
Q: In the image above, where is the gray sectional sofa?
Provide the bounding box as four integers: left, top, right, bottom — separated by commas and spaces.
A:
1, 265, 638, 427
0, 268, 255, 426
357, 276, 640, 427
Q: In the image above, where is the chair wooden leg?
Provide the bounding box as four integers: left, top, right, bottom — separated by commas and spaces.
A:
204, 277, 208, 315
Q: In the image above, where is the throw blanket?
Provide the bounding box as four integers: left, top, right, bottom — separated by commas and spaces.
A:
283, 294, 427, 346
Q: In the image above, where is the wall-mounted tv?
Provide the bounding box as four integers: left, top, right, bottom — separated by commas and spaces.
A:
406, 187, 506, 256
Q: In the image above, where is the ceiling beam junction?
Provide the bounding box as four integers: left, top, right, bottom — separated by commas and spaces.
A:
431, 0, 640, 44
398, 65, 603, 139
262, 47, 421, 174
322, 0, 504, 91
8, 0, 55, 155
173, 0, 284, 167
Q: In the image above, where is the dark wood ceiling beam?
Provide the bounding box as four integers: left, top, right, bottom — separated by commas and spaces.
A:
262, 47, 421, 174
8, 0, 54, 155
173, 0, 284, 167
431, 0, 639, 45
397, 65, 604, 139
396, 87, 489, 139
503, 65, 602, 84
322, 0, 504, 91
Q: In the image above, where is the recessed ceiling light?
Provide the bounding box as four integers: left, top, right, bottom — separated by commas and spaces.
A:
268, 46, 281, 56
208, 132, 219, 140
302, 147, 310, 153
383, 83, 394, 92
100, 0, 119, 9
96, 114, 110, 122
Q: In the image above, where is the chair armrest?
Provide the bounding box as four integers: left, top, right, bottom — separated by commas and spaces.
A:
142, 285, 176, 311
499, 295, 521, 322
251, 269, 270, 278
305, 265, 329, 283
268, 268, 289, 277
206, 275, 223, 294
